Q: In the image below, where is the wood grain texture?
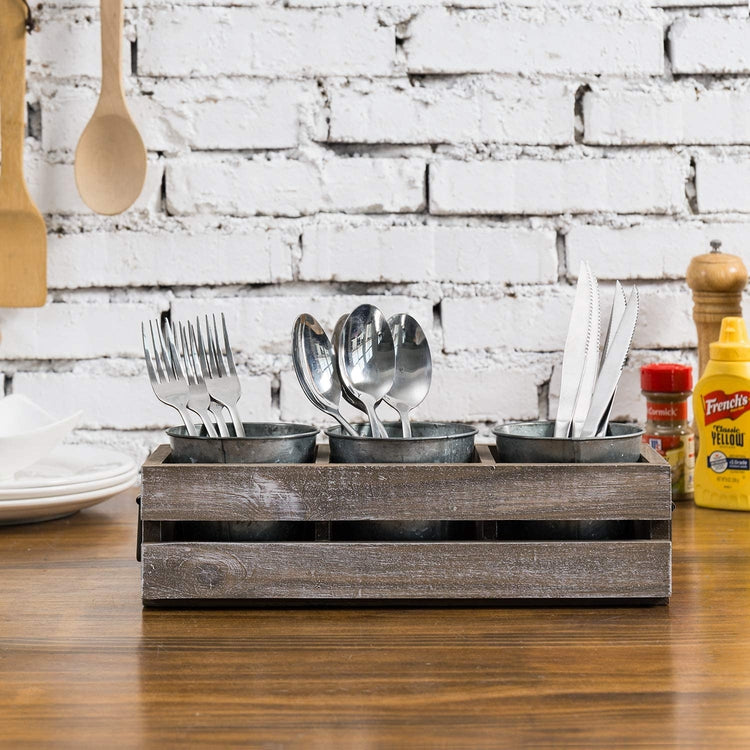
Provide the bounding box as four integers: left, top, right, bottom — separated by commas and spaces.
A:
142, 540, 671, 601
142, 444, 672, 522
686, 249, 748, 376
1, 490, 749, 746
0, 0, 47, 307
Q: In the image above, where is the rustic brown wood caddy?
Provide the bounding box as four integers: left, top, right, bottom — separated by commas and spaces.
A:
138, 443, 672, 606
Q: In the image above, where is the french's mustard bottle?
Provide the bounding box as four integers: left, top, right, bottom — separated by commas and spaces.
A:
694, 317, 750, 511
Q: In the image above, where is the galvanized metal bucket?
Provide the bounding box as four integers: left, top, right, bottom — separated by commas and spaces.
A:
493, 421, 644, 464
492, 420, 644, 541
325, 421, 477, 464
167, 422, 318, 464
326, 421, 477, 541
166, 422, 318, 542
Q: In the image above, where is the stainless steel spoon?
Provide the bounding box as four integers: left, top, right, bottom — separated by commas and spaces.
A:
337, 305, 394, 439
292, 314, 358, 437
333, 314, 381, 422
384, 314, 432, 438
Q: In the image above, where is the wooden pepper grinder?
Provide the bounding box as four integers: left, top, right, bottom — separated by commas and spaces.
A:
686, 240, 748, 378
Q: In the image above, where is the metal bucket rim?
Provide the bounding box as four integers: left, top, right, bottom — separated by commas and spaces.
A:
166, 422, 319, 441
493, 420, 644, 442
326, 421, 478, 443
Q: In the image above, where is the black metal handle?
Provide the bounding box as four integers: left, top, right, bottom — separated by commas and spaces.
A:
135, 495, 142, 562
20, 0, 37, 33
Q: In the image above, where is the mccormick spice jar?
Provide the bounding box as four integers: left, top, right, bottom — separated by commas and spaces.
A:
641, 363, 695, 501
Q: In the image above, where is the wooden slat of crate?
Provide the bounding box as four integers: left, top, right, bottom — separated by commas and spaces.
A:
141, 444, 671, 522
141, 540, 672, 601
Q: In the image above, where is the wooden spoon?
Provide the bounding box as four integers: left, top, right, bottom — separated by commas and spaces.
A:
0, 0, 47, 308
75, 0, 146, 215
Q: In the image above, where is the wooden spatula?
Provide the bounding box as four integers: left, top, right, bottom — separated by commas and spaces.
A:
74, 0, 146, 215
0, 0, 47, 308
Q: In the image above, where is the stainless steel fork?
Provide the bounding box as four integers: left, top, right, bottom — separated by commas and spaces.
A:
192, 320, 231, 437
142, 319, 199, 436
172, 322, 219, 438
186, 321, 230, 437
199, 313, 245, 438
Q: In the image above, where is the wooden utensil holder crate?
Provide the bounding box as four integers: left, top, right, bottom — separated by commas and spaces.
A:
138, 443, 672, 607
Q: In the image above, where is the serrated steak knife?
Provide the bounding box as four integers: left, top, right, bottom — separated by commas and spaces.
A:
555, 263, 595, 438
581, 286, 640, 438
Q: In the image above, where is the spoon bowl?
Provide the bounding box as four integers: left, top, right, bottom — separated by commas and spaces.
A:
338, 305, 395, 439
333, 314, 382, 418
384, 314, 432, 438
75, 112, 146, 215
292, 314, 357, 436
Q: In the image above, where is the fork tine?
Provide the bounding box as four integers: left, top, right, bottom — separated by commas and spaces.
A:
221, 313, 238, 376
187, 322, 203, 381
164, 319, 186, 381
211, 314, 227, 377
178, 323, 195, 385
149, 320, 167, 382
204, 315, 218, 376
142, 322, 160, 385
155, 319, 173, 379
195, 317, 212, 378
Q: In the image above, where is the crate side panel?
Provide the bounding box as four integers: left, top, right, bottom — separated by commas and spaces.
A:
142, 540, 671, 600
141, 462, 671, 521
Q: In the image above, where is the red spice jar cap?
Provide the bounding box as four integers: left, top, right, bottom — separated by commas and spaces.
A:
641, 363, 693, 393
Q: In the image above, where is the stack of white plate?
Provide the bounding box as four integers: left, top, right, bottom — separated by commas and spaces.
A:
0, 445, 138, 525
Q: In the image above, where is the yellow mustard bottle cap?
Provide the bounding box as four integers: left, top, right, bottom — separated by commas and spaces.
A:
710, 317, 750, 361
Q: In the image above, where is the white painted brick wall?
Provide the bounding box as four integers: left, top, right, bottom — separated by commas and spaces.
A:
567, 223, 750, 280
430, 157, 688, 215
138, 8, 395, 77
166, 157, 425, 217
633, 286, 696, 350
670, 18, 750, 75
442, 292, 573, 353
584, 83, 750, 145
3, 1, 743, 462
696, 158, 750, 213
0, 302, 166, 359
405, 9, 663, 76
328, 80, 573, 146
27, 14, 120, 79
48, 228, 294, 288
300, 224, 558, 284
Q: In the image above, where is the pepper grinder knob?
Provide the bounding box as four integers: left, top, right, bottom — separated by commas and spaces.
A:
686, 240, 748, 377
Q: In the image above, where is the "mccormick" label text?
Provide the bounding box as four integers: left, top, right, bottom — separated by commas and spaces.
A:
702, 390, 750, 426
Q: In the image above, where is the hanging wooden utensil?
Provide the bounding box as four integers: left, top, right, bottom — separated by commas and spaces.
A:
686, 240, 748, 378
0, 0, 47, 308
75, 0, 146, 215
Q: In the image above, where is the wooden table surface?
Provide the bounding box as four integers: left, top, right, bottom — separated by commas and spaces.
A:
1, 487, 749, 748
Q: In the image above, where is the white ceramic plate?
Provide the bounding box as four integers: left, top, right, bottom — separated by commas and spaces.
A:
0, 445, 137, 490
0, 475, 139, 525
0, 468, 139, 501
0, 395, 82, 479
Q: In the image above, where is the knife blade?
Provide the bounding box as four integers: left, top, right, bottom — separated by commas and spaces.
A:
581, 285, 639, 438
555, 262, 594, 438
601, 280, 627, 365
570, 262, 600, 438
595, 281, 628, 436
